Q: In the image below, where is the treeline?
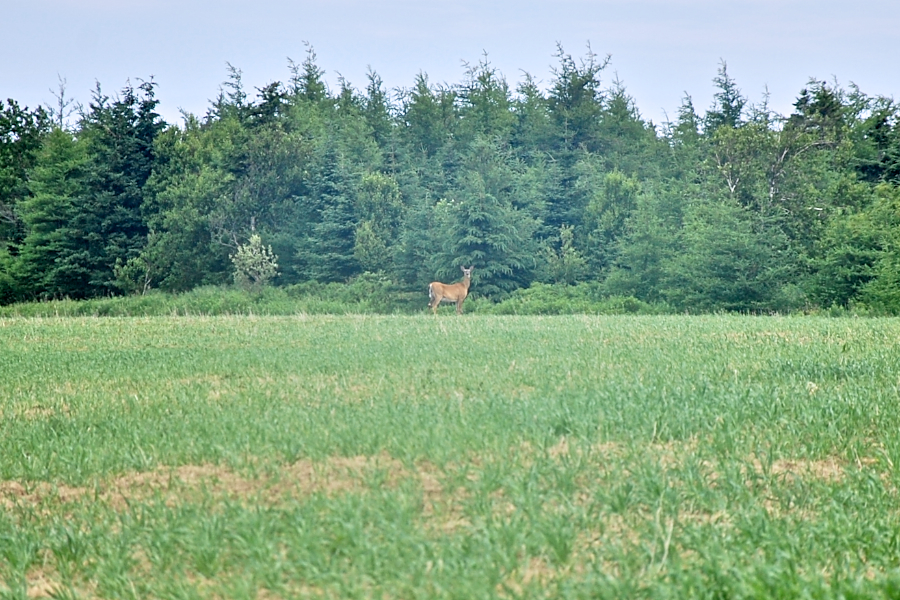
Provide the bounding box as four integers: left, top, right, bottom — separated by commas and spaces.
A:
2, 47, 900, 312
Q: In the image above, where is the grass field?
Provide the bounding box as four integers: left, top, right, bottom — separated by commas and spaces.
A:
2, 314, 900, 599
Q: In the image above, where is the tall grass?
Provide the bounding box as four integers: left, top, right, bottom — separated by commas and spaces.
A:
2, 315, 900, 598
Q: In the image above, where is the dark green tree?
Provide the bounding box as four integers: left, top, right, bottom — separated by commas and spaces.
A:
511, 74, 555, 156
663, 197, 799, 312
457, 55, 515, 143
603, 184, 684, 303
289, 43, 328, 104
12, 128, 90, 299
0, 100, 51, 245
548, 44, 609, 152
437, 139, 538, 296
704, 61, 746, 132
401, 73, 457, 158
353, 171, 403, 272
363, 69, 394, 150
78, 80, 165, 294
14, 81, 164, 298
295, 144, 360, 281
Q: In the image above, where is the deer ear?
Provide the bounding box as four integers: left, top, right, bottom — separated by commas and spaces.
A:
460, 265, 465, 272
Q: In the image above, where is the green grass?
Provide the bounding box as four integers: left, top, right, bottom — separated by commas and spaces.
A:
2, 314, 900, 598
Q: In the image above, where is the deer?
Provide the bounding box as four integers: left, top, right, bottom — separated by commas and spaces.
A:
428, 266, 474, 315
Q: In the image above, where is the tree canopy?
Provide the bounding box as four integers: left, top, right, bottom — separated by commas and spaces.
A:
2, 48, 899, 312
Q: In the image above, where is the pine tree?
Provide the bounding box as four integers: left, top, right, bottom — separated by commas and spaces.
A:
440, 168, 537, 297
75, 80, 165, 293
0, 100, 51, 228
15, 128, 91, 298
548, 44, 609, 152
705, 61, 746, 132
295, 144, 360, 281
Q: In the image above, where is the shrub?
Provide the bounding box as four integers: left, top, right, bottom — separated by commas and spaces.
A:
231, 234, 279, 290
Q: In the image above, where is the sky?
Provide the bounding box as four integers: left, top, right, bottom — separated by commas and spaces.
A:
3, 0, 899, 128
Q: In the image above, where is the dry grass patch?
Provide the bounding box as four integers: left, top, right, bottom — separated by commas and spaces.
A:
23, 569, 63, 600
770, 457, 845, 481
0, 454, 484, 539
497, 556, 557, 597
750, 455, 880, 483
0, 566, 98, 600
0, 454, 448, 512
0, 480, 89, 510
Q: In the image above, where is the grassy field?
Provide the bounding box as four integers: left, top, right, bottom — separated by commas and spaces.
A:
2, 314, 900, 599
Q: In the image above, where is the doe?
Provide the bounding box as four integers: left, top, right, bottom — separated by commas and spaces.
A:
428, 266, 474, 315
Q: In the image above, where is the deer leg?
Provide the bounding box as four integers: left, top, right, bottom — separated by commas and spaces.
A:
428, 284, 437, 313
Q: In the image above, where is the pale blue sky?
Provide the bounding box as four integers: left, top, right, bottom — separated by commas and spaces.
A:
3, 0, 899, 127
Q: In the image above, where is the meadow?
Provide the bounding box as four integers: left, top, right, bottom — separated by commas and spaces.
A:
2, 314, 900, 599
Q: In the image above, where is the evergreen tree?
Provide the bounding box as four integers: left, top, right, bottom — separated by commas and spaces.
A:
438, 141, 538, 297
249, 81, 288, 127
457, 55, 515, 143
603, 185, 684, 303
0, 100, 51, 245
857, 185, 900, 311
141, 116, 242, 291
209, 63, 249, 122
548, 44, 609, 152
2, 47, 898, 312
289, 43, 328, 104
394, 191, 442, 288
353, 171, 403, 272
363, 69, 394, 150
77, 80, 165, 293
511, 74, 555, 156
705, 61, 746, 132
595, 77, 659, 174
663, 197, 798, 312
13, 128, 91, 298
14, 81, 164, 298
401, 73, 457, 158
295, 144, 360, 281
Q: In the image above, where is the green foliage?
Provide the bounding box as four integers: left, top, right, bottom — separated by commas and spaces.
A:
440, 171, 537, 297
401, 73, 457, 157
0, 99, 50, 244
352, 172, 403, 272
11, 82, 163, 300
295, 144, 360, 282
2, 50, 900, 312
602, 184, 683, 302
14, 127, 91, 298
539, 224, 587, 284
853, 185, 900, 311
580, 168, 641, 273
457, 55, 515, 142
548, 43, 609, 152
231, 233, 279, 289
0, 276, 422, 318
705, 61, 746, 131
664, 198, 801, 312
474, 282, 662, 315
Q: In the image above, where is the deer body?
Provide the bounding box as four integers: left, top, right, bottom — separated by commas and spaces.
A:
428, 266, 473, 314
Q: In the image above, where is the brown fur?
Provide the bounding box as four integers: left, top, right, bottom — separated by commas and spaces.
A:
428, 266, 473, 314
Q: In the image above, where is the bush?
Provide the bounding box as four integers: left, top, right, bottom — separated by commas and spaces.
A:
0, 274, 426, 318
3, 280, 866, 319
469, 283, 668, 315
